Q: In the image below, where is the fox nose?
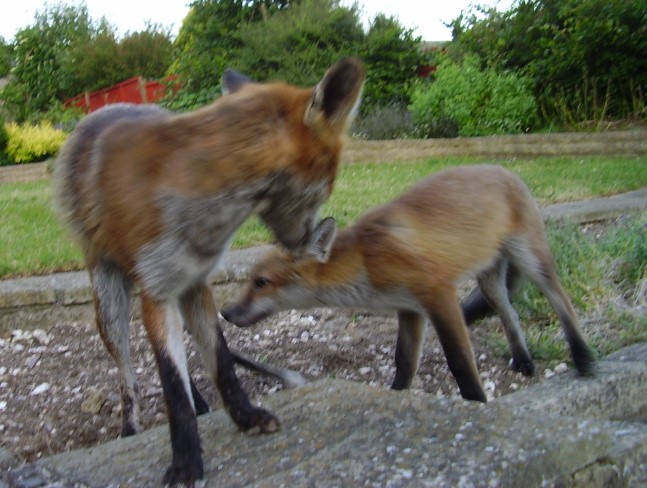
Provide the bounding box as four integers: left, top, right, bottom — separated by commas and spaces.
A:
220, 307, 234, 323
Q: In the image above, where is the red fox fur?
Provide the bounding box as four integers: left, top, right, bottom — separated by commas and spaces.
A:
53, 58, 364, 485
223, 165, 595, 402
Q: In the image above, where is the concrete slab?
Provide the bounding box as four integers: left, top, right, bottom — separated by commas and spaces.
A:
3, 346, 647, 487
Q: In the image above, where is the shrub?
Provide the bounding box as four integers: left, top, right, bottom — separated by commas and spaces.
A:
0, 118, 8, 164
417, 116, 460, 139
352, 104, 420, 140
38, 101, 84, 132
4, 122, 68, 164
410, 55, 538, 137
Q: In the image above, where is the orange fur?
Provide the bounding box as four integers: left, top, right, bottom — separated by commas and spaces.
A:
53, 58, 365, 485
225, 164, 594, 401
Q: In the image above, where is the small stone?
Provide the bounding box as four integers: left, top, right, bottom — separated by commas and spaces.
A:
358, 367, 372, 375
399, 469, 413, 479
31, 383, 50, 395
544, 368, 555, 379
81, 388, 107, 414
554, 362, 569, 374
32, 329, 51, 346
25, 355, 40, 369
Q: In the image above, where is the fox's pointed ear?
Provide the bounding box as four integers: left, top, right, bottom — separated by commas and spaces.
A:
222, 69, 254, 95
307, 217, 337, 263
305, 57, 365, 131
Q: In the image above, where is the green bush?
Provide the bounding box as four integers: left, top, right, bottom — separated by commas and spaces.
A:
352, 104, 420, 140
359, 14, 424, 114
37, 101, 84, 132
0, 118, 9, 164
232, 0, 363, 89
4, 122, 68, 164
410, 55, 537, 137
449, 0, 647, 124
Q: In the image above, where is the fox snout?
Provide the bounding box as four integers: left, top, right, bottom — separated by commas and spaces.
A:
221, 303, 264, 327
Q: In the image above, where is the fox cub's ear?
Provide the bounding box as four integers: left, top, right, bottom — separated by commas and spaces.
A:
222, 69, 254, 95
305, 57, 365, 131
307, 217, 337, 263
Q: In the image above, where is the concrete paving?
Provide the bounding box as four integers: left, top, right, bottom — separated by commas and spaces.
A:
2, 343, 647, 487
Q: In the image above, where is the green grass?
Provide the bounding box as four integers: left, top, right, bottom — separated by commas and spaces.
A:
1, 155, 646, 279
0, 180, 82, 278
483, 216, 647, 365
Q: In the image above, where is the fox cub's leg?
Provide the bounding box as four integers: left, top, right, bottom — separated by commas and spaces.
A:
391, 311, 427, 390
179, 283, 280, 433
477, 259, 535, 376
418, 286, 486, 403
461, 265, 522, 325
510, 242, 595, 376
89, 259, 141, 437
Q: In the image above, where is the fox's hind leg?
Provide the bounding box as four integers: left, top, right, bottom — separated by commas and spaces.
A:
89, 258, 140, 436
510, 238, 595, 376
180, 283, 280, 433
476, 258, 535, 376
391, 311, 427, 390
462, 265, 522, 325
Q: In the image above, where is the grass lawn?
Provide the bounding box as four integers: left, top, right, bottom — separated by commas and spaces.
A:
1, 155, 646, 279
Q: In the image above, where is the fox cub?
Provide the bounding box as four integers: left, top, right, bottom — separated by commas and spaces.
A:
223, 165, 595, 403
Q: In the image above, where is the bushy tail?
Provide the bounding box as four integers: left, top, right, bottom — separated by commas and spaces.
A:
51, 124, 91, 247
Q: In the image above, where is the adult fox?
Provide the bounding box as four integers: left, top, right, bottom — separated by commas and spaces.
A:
53, 58, 364, 485
222, 165, 595, 402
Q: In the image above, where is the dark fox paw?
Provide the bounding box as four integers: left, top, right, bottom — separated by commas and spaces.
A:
235, 406, 280, 434
163, 459, 204, 487
511, 356, 536, 377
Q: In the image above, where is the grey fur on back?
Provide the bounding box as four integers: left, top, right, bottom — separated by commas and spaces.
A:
52, 104, 171, 246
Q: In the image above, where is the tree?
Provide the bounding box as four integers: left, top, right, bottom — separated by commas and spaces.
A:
120, 24, 174, 80
0, 37, 12, 77
63, 22, 122, 94
167, 0, 270, 109
0, 4, 98, 120
360, 14, 424, 113
449, 0, 647, 124
232, 0, 364, 87
0, 4, 174, 121
66, 23, 174, 94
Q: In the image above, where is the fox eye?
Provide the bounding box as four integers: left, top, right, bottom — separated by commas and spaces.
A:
254, 277, 270, 289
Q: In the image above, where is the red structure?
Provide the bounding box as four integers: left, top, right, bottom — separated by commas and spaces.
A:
65, 77, 172, 113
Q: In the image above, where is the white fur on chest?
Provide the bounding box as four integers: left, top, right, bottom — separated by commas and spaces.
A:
134, 183, 268, 298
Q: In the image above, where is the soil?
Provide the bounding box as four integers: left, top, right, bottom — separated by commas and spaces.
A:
0, 306, 559, 464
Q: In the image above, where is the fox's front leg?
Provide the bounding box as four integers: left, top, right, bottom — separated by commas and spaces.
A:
180, 283, 280, 433
141, 293, 203, 486
391, 311, 427, 390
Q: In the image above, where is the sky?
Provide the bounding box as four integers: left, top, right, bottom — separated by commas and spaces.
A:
0, 0, 515, 43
